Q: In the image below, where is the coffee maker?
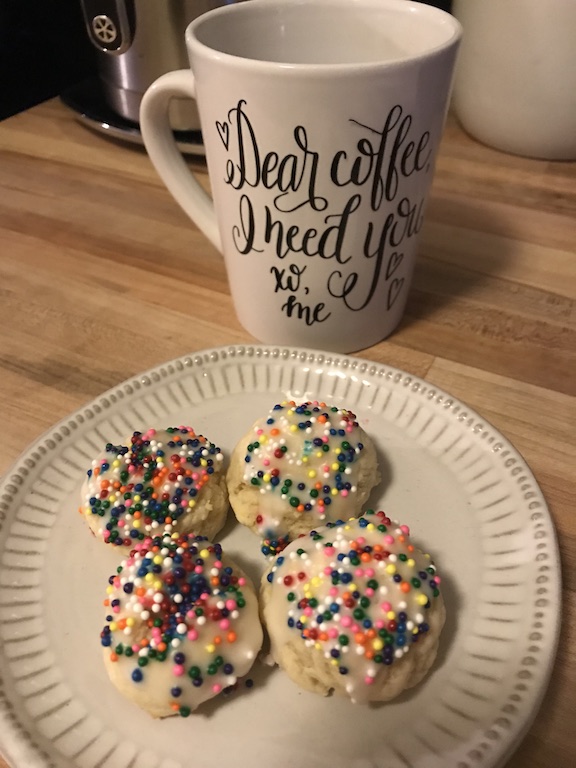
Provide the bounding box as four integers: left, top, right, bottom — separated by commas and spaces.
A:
79, 0, 233, 130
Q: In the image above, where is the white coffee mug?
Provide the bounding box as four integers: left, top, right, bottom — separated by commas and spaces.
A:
452, 0, 576, 160
140, 0, 461, 353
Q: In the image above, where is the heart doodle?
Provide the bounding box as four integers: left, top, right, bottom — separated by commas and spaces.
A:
216, 120, 230, 150
387, 278, 405, 310
385, 251, 404, 280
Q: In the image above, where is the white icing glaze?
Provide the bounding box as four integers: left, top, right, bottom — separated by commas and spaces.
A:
233, 401, 379, 541
102, 532, 263, 717
262, 511, 444, 703
80, 427, 226, 546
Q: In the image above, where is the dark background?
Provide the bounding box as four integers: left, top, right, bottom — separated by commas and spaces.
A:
0, 0, 96, 120
0, 0, 453, 122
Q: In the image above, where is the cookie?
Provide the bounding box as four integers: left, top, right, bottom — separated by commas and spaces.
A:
227, 401, 380, 552
80, 427, 228, 546
101, 531, 263, 716
260, 510, 445, 703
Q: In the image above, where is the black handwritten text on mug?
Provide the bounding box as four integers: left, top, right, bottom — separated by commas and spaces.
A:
333, 108, 431, 210
217, 99, 433, 326
224, 101, 328, 213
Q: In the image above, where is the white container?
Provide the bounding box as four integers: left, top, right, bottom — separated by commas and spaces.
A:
452, 0, 576, 160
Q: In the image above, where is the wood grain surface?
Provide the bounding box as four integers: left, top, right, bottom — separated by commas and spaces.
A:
0, 98, 574, 768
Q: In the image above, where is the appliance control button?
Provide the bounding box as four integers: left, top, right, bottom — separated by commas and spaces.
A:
92, 15, 118, 46
80, 0, 133, 54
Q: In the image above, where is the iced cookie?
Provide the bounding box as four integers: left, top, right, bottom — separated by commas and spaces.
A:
227, 401, 380, 552
101, 532, 263, 717
260, 510, 445, 703
80, 427, 228, 547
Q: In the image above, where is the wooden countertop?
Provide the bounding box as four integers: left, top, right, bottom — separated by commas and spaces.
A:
0, 98, 574, 768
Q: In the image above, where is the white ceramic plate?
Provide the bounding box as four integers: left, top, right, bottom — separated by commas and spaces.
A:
0, 345, 561, 768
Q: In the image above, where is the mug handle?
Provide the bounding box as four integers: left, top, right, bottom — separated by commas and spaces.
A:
139, 70, 221, 251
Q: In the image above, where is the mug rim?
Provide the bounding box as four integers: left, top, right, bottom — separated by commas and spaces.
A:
186, 0, 462, 71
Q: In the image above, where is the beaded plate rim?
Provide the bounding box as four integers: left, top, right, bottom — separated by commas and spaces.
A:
0, 343, 562, 768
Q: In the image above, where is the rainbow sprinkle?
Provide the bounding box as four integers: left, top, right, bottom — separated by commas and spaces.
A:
101, 532, 258, 716
81, 427, 224, 546
264, 510, 442, 700
239, 401, 373, 543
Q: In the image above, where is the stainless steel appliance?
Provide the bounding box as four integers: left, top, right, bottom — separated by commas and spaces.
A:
79, 0, 235, 130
